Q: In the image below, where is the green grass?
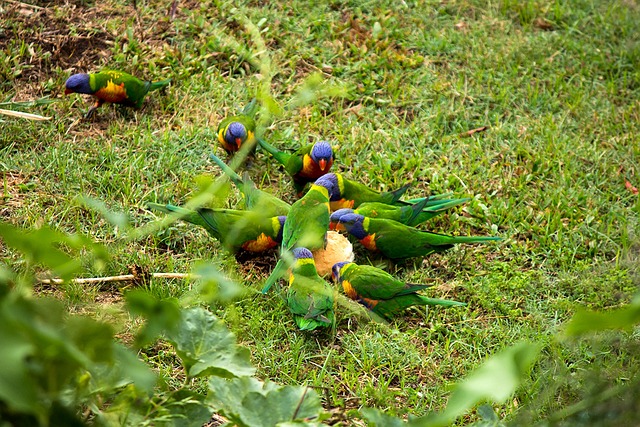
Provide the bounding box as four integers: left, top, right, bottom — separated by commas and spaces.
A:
2, 0, 640, 424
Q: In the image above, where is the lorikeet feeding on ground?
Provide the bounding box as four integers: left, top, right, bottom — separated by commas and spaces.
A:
330, 210, 501, 260
217, 99, 259, 154
286, 247, 335, 331
314, 173, 450, 212
147, 203, 285, 253
258, 139, 334, 196
261, 174, 338, 293
64, 70, 171, 118
209, 153, 291, 217
331, 261, 465, 320
354, 196, 470, 226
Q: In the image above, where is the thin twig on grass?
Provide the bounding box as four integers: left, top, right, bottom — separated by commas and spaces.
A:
38, 272, 200, 285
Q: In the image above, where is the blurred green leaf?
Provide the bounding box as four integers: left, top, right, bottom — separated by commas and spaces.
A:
76, 196, 130, 230
360, 407, 407, 426
165, 307, 255, 378
190, 262, 246, 304
207, 376, 324, 427
0, 221, 109, 281
565, 302, 640, 335
125, 290, 182, 348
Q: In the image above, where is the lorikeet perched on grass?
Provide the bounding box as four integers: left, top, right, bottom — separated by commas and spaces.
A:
258, 139, 334, 196
217, 99, 259, 154
209, 153, 290, 217
354, 196, 470, 226
64, 70, 171, 118
331, 261, 465, 320
330, 210, 501, 260
286, 247, 335, 331
261, 174, 338, 293
147, 203, 285, 253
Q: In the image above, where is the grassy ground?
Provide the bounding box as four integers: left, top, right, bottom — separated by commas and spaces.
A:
2, 0, 640, 424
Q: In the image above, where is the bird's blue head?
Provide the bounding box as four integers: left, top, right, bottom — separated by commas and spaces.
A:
314, 173, 340, 201
310, 141, 334, 172
225, 121, 248, 149
275, 216, 286, 243
330, 208, 354, 222
333, 212, 366, 239
64, 73, 92, 95
292, 247, 314, 260
331, 261, 350, 283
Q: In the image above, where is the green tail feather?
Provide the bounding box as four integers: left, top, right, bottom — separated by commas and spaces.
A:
388, 184, 410, 203
257, 137, 290, 165
261, 257, 287, 294
148, 78, 171, 91
373, 294, 466, 319
406, 197, 430, 226
146, 202, 219, 237
447, 235, 502, 244
209, 153, 243, 188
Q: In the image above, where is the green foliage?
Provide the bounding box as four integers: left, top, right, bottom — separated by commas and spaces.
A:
165, 306, 256, 379
208, 377, 324, 426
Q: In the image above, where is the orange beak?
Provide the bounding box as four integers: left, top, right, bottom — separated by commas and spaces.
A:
319, 159, 327, 171
235, 137, 242, 149
330, 221, 345, 231
64, 88, 72, 95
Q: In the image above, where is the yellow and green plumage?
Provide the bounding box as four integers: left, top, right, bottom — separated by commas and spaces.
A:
261, 174, 337, 293
64, 70, 170, 117
286, 247, 335, 330
354, 195, 470, 227
331, 261, 465, 320
330, 211, 501, 260
146, 203, 285, 254
258, 139, 334, 196
209, 153, 291, 217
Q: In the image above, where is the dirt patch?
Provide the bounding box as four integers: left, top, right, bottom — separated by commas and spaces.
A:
0, 2, 122, 99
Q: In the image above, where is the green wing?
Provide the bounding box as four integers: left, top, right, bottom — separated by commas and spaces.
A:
370, 218, 501, 259
287, 264, 335, 330
92, 70, 150, 107
282, 184, 330, 250
344, 264, 430, 300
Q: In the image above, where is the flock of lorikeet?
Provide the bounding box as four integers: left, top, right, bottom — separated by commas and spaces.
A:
64, 69, 501, 331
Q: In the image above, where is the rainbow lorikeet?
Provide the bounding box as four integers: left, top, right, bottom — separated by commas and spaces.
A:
258, 139, 334, 196
64, 70, 171, 118
330, 210, 501, 260
286, 247, 335, 330
217, 99, 259, 154
314, 173, 452, 212
331, 261, 465, 320
209, 153, 291, 217
261, 174, 338, 294
147, 203, 285, 253
354, 196, 470, 226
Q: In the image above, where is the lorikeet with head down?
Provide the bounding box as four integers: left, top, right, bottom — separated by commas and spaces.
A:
209, 153, 291, 217
217, 99, 259, 154
258, 139, 334, 196
331, 261, 465, 320
64, 70, 171, 118
313, 173, 452, 212
330, 210, 501, 260
286, 247, 335, 331
147, 202, 285, 254
354, 195, 470, 227
261, 173, 338, 293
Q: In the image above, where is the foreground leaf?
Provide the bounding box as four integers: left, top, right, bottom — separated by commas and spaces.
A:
564, 301, 640, 335
165, 307, 255, 378
207, 376, 324, 427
